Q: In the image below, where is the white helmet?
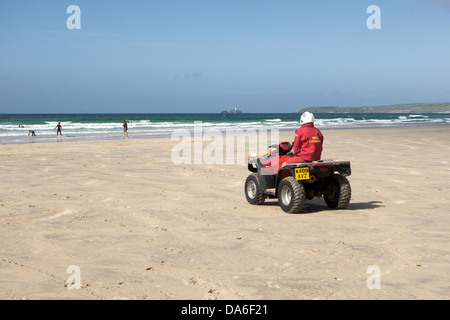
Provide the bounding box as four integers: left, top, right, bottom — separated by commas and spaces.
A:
300, 111, 314, 125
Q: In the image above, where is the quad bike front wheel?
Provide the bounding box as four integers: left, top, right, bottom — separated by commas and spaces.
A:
324, 174, 351, 209
278, 176, 306, 213
244, 173, 265, 205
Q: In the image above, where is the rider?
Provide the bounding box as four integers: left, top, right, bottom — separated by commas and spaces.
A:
284, 111, 323, 164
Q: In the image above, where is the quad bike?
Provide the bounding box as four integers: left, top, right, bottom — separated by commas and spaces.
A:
244, 142, 351, 213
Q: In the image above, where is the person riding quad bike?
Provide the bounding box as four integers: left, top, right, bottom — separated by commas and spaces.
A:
244, 112, 351, 213
285, 111, 324, 165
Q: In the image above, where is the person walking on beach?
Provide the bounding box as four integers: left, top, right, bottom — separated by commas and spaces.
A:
55, 122, 63, 136
283, 111, 323, 165
122, 120, 128, 139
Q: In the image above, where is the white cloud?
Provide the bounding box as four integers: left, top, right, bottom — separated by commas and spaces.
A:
173, 72, 203, 80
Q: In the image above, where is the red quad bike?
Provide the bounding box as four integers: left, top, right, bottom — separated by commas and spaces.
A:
244, 142, 352, 213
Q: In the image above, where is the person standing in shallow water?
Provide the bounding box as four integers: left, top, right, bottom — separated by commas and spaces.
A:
122, 120, 128, 139
55, 122, 63, 136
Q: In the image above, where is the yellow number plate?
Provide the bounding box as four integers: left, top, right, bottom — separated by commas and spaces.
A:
295, 167, 310, 180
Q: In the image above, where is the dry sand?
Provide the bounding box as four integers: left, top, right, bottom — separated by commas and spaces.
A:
0, 125, 449, 300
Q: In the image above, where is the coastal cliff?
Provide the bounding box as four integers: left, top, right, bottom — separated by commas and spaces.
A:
298, 103, 450, 113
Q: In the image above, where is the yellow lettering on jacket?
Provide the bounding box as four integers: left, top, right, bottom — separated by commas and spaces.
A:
309, 136, 321, 143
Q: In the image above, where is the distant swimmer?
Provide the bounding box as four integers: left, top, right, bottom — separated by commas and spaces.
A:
28, 130, 36, 136
55, 122, 63, 136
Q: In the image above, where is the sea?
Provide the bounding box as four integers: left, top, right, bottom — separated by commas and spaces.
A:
1, 112, 449, 145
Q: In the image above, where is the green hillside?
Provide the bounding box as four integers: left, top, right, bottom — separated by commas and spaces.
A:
298, 103, 450, 113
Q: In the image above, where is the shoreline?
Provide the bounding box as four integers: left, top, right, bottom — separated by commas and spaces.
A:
1, 122, 449, 146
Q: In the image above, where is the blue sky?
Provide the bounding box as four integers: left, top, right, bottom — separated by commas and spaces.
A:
1, 0, 450, 113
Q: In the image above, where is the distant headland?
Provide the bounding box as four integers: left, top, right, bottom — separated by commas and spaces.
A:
298, 103, 450, 114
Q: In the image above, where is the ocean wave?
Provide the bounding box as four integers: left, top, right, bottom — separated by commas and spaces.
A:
1, 113, 449, 143
264, 118, 282, 122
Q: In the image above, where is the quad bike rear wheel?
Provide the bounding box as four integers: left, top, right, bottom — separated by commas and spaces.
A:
244, 173, 265, 205
278, 176, 306, 213
324, 174, 351, 209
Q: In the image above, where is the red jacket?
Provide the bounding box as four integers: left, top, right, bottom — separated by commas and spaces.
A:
293, 123, 323, 161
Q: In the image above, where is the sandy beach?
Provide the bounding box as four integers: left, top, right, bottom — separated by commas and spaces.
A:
0, 125, 449, 300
